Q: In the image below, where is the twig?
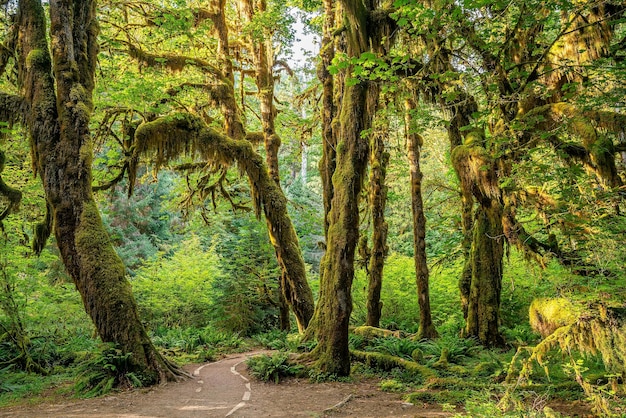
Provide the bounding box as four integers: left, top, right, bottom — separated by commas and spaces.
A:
323, 394, 354, 412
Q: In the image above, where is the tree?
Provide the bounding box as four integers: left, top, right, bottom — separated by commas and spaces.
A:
365, 106, 390, 328
0, 0, 185, 382
391, 0, 625, 345
307, 0, 395, 375
405, 97, 437, 339
98, 0, 315, 332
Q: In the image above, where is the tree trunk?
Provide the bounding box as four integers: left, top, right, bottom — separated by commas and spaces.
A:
365, 110, 389, 328
17, 0, 184, 382
308, 0, 393, 375
464, 203, 505, 346
318, 0, 338, 239
241, 0, 314, 332
313, 80, 375, 375
451, 138, 505, 347
405, 98, 438, 339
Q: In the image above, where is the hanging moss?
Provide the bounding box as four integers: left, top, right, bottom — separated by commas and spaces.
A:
513, 303, 626, 383
134, 113, 315, 332
529, 298, 580, 338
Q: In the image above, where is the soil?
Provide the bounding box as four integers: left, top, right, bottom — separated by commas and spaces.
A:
0, 352, 454, 418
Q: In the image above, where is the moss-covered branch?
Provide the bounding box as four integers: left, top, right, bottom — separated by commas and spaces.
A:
524, 103, 624, 188
126, 43, 224, 78
134, 113, 315, 331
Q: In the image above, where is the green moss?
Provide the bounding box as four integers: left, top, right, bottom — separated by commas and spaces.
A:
26, 49, 50, 71
405, 389, 469, 405
472, 361, 499, 377
351, 350, 437, 379
353, 326, 400, 340
529, 297, 578, 338
75, 201, 126, 283
411, 348, 424, 364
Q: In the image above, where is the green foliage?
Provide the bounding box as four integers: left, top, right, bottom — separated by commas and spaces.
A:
419, 334, 480, 365
74, 344, 151, 398
366, 337, 422, 361
246, 352, 304, 383
0, 365, 17, 393
131, 235, 220, 330
211, 214, 283, 335
252, 330, 309, 352
379, 378, 407, 393
150, 326, 246, 361
352, 253, 463, 333
98, 174, 182, 271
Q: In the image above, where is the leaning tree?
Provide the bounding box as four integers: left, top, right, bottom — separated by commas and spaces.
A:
0, 0, 185, 382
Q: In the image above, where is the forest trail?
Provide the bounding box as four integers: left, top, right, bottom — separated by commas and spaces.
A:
0, 351, 452, 417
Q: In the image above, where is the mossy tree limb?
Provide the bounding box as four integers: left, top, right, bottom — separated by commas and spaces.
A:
133, 113, 315, 332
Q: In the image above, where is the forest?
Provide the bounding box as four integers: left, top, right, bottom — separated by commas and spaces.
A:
0, 0, 625, 416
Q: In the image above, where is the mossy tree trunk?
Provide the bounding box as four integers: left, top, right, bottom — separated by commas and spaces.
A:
318, 0, 338, 239
405, 98, 438, 340
15, 0, 184, 382
365, 107, 389, 328
308, 0, 393, 375
451, 137, 505, 347
241, 0, 313, 332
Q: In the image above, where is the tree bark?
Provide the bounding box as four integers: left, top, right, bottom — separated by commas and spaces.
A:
405, 98, 438, 339
16, 0, 185, 382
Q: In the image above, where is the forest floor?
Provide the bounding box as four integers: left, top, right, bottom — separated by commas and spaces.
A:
0, 351, 454, 418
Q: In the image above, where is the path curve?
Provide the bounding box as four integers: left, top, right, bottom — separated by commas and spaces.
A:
0, 351, 447, 417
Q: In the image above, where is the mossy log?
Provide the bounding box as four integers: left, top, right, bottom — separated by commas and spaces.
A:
352, 325, 400, 340
350, 350, 437, 379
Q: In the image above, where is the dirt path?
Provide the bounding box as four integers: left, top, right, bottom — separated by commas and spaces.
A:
0, 352, 452, 417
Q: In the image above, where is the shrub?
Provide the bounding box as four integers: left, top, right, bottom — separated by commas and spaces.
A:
246, 353, 304, 383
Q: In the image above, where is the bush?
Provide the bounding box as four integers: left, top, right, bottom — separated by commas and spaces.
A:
246, 353, 304, 383
74, 343, 154, 398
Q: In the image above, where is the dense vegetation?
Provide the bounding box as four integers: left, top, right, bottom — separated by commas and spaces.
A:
0, 0, 624, 416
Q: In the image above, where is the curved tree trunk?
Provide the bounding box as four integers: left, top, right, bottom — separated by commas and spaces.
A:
405, 98, 438, 339
241, 0, 314, 332
16, 0, 184, 382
